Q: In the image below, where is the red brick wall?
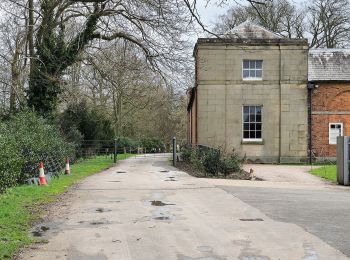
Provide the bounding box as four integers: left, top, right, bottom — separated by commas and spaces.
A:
312, 83, 350, 157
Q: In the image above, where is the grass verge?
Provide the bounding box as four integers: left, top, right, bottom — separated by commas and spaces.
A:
310, 165, 336, 182
0, 154, 133, 259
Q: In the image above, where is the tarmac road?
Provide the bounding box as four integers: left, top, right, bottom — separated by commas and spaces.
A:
19, 155, 348, 260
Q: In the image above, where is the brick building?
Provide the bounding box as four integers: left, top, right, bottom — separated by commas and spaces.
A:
187, 21, 309, 163
308, 49, 350, 159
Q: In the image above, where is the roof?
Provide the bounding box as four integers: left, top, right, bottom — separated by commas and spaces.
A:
308, 49, 350, 82
194, 21, 307, 53
224, 21, 282, 39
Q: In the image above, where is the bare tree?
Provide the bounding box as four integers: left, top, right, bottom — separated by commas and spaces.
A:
307, 0, 350, 48
0, 1, 28, 112
213, 0, 306, 38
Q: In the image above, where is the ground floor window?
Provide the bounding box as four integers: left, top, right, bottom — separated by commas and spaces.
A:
243, 105, 262, 141
329, 123, 343, 144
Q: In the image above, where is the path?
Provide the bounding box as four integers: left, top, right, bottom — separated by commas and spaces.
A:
19, 155, 347, 260
243, 164, 326, 185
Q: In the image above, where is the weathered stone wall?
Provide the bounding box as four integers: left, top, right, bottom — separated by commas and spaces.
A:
311, 83, 350, 158
195, 43, 308, 163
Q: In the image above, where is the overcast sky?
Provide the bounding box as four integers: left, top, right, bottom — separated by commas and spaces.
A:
196, 0, 305, 31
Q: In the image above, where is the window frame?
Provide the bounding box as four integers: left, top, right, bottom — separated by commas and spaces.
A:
242, 105, 263, 142
329, 122, 343, 145
242, 60, 263, 81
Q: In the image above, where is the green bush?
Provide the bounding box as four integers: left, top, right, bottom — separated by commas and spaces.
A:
219, 150, 243, 177
141, 138, 165, 152
0, 111, 75, 191
59, 101, 114, 142
181, 145, 243, 177
189, 147, 204, 173
117, 137, 141, 150
180, 145, 192, 163
0, 126, 22, 193
202, 148, 220, 176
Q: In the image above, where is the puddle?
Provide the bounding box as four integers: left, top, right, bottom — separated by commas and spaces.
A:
90, 221, 105, 225
239, 218, 264, 222
31, 226, 50, 237
154, 216, 170, 221
150, 200, 176, 206
32, 231, 43, 237
165, 178, 177, 182
96, 208, 112, 213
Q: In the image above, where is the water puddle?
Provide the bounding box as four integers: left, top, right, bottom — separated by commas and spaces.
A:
154, 216, 170, 221
150, 200, 176, 206
31, 226, 50, 237
239, 218, 264, 222
90, 221, 106, 225
96, 208, 112, 213
165, 177, 177, 182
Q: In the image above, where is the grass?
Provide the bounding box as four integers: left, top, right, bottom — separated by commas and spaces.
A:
0, 154, 133, 259
310, 164, 337, 182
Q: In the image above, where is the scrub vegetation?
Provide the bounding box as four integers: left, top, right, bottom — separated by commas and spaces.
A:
178, 145, 250, 179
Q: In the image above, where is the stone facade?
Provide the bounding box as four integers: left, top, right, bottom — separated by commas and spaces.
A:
189, 36, 309, 163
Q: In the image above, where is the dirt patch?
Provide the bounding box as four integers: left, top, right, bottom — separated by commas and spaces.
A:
176, 161, 261, 180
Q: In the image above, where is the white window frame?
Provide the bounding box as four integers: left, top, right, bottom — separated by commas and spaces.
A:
329, 123, 343, 145
242, 105, 263, 142
242, 60, 263, 81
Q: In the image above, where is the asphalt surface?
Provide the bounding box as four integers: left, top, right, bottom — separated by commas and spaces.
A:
19, 155, 348, 260
218, 185, 350, 257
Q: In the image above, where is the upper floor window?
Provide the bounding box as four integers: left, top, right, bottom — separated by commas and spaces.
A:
329, 123, 343, 144
243, 60, 263, 80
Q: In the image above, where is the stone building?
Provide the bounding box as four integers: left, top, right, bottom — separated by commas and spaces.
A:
187, 21, 309, 163
308, 49, 350, 159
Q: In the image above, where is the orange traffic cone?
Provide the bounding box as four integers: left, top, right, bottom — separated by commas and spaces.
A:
65, 158, 70, 175
39, 162, 47, 185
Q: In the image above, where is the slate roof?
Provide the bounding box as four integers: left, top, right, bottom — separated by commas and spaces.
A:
224, 21, 282, 39
308, 49, 350, 82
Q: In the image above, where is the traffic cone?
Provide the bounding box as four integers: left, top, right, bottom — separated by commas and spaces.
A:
65, 158, 70, 175
39, 162, 47, 186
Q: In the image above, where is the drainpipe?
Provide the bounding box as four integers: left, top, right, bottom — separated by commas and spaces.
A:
307, 82, 315, 164
278, 43, 282, 163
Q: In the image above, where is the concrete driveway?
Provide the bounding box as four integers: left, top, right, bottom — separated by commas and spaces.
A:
19, 155, 347, 260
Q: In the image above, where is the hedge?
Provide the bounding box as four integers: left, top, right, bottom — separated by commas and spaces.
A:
0, 111, 75, 193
